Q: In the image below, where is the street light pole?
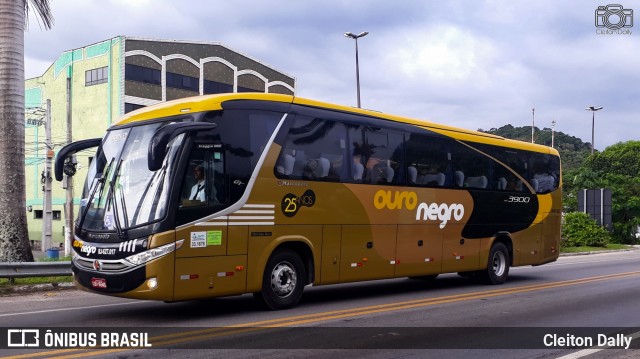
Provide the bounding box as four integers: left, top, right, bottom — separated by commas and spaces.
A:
585, 106, 603, 154
531, 108, 535, 143
551, 120, 556, 148
344, 31, 369, 108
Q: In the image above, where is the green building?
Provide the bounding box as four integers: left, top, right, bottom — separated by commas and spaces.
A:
24, 36, 295, 249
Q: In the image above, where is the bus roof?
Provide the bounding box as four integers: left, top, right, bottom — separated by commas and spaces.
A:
114, 93, 558, 156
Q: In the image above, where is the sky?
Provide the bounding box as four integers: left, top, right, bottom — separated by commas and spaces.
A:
24, 0, 639, 151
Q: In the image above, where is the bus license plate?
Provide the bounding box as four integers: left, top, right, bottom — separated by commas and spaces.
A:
91, 277, 107, 289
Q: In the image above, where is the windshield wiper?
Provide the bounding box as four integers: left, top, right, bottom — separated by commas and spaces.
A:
107, 159, 127, 239
117, 182, 129, 229
78, 157, 114, 231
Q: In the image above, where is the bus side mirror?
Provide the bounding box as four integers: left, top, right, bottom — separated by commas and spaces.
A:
148, 122, 217, 171
54, 138, 102, 181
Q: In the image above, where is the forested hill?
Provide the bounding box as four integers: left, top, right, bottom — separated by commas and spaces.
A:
479, 124, 592, 173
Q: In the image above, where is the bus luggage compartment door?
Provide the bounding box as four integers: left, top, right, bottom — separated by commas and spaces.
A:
395, 225, 442, 277
340, 225, 396, 283
441, 224, 481, 273
173, 255, 247, 300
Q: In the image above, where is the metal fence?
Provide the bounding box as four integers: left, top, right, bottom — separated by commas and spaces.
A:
0, 262, 72, 279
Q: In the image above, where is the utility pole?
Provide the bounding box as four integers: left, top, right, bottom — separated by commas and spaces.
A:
64, 76, 74, 256
41, 99, 53, 252
531, 108, 535, 143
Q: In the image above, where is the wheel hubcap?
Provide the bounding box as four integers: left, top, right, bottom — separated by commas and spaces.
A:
270, 261, 297, 298
492, 251, 506, 276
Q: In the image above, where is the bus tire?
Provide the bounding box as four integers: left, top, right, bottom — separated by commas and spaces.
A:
254, 249, 306, 310
478, 242, 510, 285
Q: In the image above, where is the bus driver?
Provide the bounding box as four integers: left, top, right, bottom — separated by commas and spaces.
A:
190, 165, 206, 202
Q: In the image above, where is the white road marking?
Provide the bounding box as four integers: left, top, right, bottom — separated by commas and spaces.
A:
0, 301, 147, 317
555, 330, 640, 359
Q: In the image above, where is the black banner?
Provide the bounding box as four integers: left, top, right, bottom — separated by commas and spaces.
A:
1, 327, 639, 350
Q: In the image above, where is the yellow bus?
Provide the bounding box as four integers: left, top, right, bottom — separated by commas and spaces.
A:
55, 93, 561, 310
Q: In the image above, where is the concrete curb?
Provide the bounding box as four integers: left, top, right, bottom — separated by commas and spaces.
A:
559, 245, 640, 257
0, 282, 75, 296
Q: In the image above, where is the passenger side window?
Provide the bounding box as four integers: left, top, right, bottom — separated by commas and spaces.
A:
405, 134, 451, 187
276, 116, 347, 182
453, 142, 491, 189
481, 145, 530, 193
530, 153, 560, 193
350, 126, 404, 185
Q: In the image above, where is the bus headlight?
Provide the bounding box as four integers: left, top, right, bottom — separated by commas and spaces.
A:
147, 277, 158, 289
125, 240, 184, 266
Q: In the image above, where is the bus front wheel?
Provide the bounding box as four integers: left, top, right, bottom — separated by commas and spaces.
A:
478, 242, 510, 285
254, 249, 306, 310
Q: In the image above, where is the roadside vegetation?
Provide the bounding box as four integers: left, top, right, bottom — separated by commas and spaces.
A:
0, 276, 72, 289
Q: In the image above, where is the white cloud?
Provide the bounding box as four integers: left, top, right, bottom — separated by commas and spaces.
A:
389, 25, 493, 82
21, 0, 640, 150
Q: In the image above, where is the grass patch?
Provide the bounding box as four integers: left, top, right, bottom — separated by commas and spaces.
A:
560, 243, 633, 253
36, 255, 72, 262
0, 276, 72, 288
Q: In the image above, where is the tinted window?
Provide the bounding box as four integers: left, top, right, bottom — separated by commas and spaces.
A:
360, 127, 405, 185
276, 117, 347, 182
167, 72, 199, 92
479, 145, 531, 192
530, 153, 560, 193
177, 110, 282, 225
125, 64, 161, 85
453, 142, 492, 189
405, 134, 451, 187
204, 80, 233, 94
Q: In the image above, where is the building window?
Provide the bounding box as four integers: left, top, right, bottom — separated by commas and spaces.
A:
125, 103, 146, 114
52, 210, 62, 220
85, 67, 109, 86
203, 80, 233, 94
166, 72, 199, 92
125, 63, 161, 85
34, 210, 43, 219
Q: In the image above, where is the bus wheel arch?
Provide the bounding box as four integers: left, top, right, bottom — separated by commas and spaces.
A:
492, 233, 513, 267
254, 240, 314, 310
479, 234, 512, 285
272, 241, 315, 285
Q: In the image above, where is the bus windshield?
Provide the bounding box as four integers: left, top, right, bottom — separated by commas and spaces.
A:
78, 108, 285, 232
79, 121, 184, 232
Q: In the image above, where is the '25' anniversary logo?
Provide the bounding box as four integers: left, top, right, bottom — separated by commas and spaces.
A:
281, 190, 316, 217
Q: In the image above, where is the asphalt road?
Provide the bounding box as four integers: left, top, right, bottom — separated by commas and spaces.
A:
1, 250, 639, 359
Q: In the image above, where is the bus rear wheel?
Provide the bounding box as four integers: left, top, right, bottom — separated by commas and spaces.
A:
254, 249, 306, 310
478, 242, 510, 285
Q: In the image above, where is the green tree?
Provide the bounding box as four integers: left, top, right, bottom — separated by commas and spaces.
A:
572, 141, 640, 244
0, 0, 53, 261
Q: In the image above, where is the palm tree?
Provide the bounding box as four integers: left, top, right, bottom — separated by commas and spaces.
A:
0, 0, 53, 261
